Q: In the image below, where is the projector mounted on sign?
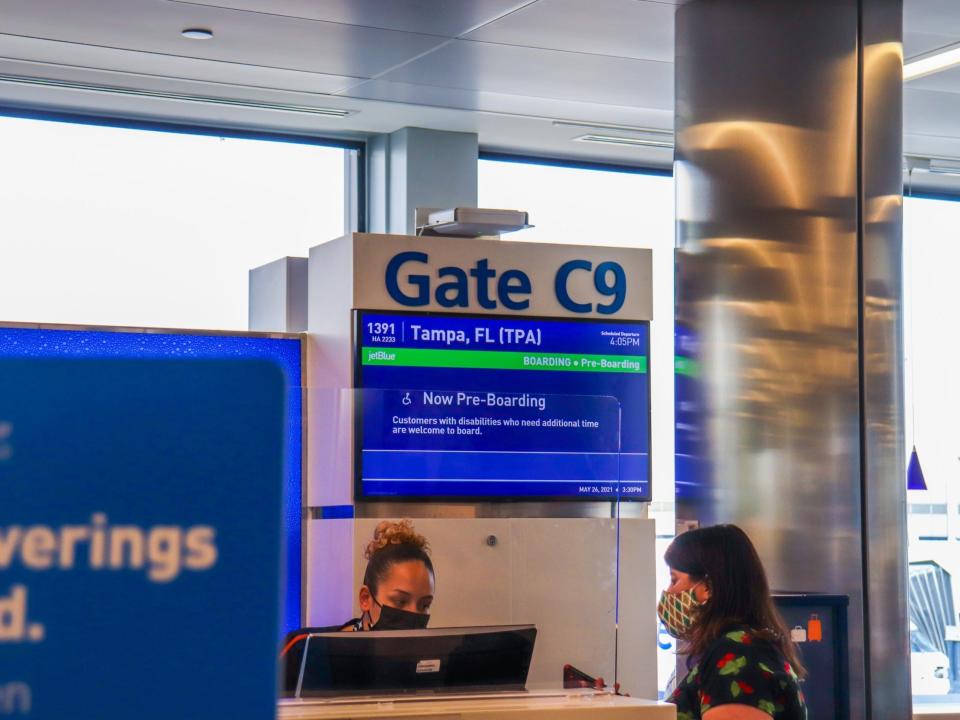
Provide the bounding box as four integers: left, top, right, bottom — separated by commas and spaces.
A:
415, 208, 532, 239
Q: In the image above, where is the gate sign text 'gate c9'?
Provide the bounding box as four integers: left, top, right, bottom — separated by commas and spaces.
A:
352, 234, 652, 321
385, 252, 629, 315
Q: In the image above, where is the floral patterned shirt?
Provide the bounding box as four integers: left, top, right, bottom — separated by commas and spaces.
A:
668, 628, 807, 719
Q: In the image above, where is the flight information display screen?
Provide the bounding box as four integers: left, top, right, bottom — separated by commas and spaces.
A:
355, 310, 650, 501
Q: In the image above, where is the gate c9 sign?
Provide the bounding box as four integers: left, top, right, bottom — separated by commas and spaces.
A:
355, 234, 651, 321
385, 252, 627, 315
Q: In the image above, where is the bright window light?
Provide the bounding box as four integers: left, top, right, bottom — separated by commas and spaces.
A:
904, 42, 960, 81
0, 115, 349, 330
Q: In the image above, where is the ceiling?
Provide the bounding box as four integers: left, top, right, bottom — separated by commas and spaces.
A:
0, 0, 957, 180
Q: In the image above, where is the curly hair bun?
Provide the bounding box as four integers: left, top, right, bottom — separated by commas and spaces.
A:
364, 519, 430, 560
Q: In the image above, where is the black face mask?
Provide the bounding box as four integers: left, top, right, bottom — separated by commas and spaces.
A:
368, 598, 430, 631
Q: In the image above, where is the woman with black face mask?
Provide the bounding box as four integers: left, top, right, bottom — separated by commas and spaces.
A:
280, 520, 435, 695
353, 519, 435, 631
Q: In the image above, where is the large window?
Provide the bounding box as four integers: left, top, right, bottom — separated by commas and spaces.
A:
904, 194, 960, 700
0, 114, 353, 330
479, 155, 677, 693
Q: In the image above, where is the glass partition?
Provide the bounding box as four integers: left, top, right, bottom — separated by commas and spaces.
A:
479, 156, 673, 696
290, 386, 661, 700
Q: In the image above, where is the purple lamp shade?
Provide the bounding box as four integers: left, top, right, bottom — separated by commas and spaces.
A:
907, 446, 927, 491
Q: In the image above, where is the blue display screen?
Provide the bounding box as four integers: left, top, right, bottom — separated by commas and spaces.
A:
356, 311, 651, 501
0, 326, 303, 636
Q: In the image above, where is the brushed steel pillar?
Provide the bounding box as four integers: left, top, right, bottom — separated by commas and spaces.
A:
674, 1, 907, 718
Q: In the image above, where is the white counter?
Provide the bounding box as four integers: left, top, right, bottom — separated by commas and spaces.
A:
278, 690, 675, 719
914, 704, 960, 720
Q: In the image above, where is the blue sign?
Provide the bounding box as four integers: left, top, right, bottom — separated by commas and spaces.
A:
0, 358, 285, 719
0, 327, 302, 638
356, 311, 651, 500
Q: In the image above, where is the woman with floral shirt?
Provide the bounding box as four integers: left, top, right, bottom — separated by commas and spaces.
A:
659, 525, 807, 719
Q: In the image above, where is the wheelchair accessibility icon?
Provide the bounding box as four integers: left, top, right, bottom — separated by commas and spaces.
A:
401, 392, 413, 406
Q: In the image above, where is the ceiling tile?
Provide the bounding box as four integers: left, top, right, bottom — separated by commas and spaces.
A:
904, 131, 960, 164
905, 62, 960, 94
0, 56, 367, 115
905, 0, 960, 37
376, 40, 673, 109
0, 0, 446, 78
341, 77, 674, 127
904, 31, 959, 60
465, 0, 674, 62
167, 0, 534, 37
905, 86, 960, 138
0, 34, 360, 95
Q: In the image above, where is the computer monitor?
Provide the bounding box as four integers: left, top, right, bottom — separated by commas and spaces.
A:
291, 625, 537, 698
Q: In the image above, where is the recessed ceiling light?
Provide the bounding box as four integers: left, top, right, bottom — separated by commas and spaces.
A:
553, 120, 673, 138
0, 73, 356, 117
573, 133, 673, 149
904, 42, 960, 81
926, 158, 960, 175
903, 155, 960, 177
182, 28, 214, 40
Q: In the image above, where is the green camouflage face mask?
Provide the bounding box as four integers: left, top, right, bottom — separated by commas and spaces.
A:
657, 586, 704, 639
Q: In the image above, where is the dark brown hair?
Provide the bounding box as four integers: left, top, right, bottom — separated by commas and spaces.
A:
665, 524, 805, 677
362, 519, 434, 596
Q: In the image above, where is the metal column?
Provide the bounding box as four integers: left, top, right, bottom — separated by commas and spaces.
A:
674, 1, 907, 718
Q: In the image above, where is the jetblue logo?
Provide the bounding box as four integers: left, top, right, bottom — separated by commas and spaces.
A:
385, 252, 627, 315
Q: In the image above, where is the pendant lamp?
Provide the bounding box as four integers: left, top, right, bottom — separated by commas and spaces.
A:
908, 445, 927, 491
